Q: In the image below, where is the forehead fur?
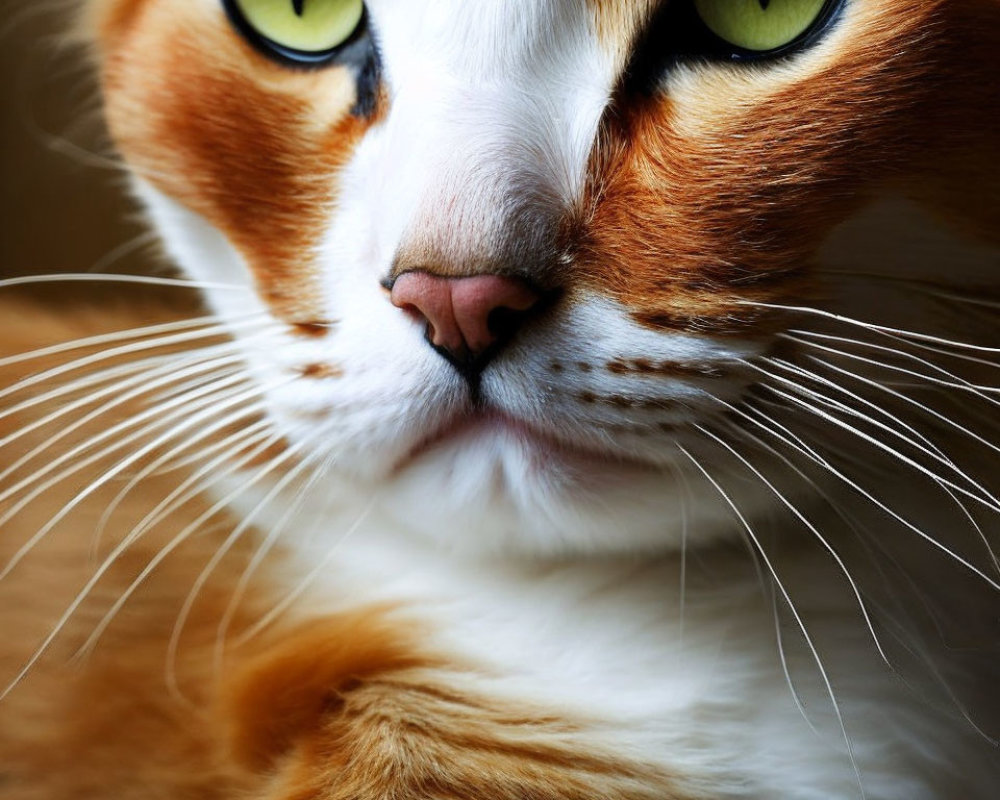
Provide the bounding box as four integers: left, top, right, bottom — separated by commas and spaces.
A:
88, 0, 1000, 330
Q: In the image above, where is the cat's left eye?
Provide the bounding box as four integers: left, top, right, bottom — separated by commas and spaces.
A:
223, 0, 365, 65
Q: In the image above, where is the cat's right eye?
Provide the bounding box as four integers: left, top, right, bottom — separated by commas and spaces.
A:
223, 0, 365, 65
694, 0, 830, 54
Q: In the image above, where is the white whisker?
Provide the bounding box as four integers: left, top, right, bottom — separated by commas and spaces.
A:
770, 583, 822, 739
751, 364, 1000, 517
231, 499, 376, 649
678, 444, 866, 797
0, 351, 209, 427
0, 368, 250, 523
0, 273, 252, 292
0, 424, 292, 703
0, 313, 257, 369
0, 375, 281, 581
73, 437, 305, 701
102, 421, 283, 556
168, 444, 323, 696
778, 356, 1000, 573
767, 358, 955, 462
786, 332, 1000, 396
0, 317, 273, 404
791, 321, 1000, 373
90, 413, 273, 557
734, 402, 1000, 592
740, 300, 1000, 354
800, 355, 1000, 459
698, 423, 893, 670
210, 448, 341, 676
0, 352, 248, 484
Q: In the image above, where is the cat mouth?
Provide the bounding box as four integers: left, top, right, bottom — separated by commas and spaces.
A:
394, 409, 661, 476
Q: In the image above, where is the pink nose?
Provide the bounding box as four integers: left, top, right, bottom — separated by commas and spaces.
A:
390, 272, 542, 364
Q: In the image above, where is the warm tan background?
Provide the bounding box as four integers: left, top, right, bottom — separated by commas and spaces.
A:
1, 0, 149, 281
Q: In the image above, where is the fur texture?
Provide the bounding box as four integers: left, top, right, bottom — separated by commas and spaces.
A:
1, 1, 998, 797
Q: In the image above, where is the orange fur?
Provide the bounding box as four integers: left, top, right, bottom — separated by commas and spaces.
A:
97, 0, 377, 324
578, 0, 1000, 332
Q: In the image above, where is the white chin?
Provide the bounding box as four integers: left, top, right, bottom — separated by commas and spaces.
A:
375, 426, 733, 555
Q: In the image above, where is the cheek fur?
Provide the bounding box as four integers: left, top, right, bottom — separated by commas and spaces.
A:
97, 0, 377, 324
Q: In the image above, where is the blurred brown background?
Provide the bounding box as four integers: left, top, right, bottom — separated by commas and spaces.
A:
0, 0, 149, 281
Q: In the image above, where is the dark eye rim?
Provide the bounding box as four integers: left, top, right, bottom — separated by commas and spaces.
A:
221, 0, 369, 67
624, 0, 848, 96
693, 0, 847, 62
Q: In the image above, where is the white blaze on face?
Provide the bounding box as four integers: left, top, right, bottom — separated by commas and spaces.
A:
122, 0, 772, 554
355, 0, 618, 274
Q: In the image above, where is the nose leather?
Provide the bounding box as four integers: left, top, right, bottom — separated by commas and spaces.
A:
390, 272, 542, 368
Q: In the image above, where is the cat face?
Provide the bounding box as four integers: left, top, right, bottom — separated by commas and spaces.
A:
87, 0, 998, 552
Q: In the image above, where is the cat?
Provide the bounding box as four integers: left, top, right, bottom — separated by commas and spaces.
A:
1, 0, 999, 797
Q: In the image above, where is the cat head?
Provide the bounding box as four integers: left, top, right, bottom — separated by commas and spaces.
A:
84, 0, 999, 553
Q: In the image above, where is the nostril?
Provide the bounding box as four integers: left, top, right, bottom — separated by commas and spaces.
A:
487, 305, 530, 340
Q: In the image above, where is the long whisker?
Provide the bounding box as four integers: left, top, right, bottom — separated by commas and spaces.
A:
101, 420, 282, 558
799, 355, 1000, 459
733, 401, 1000, 591
769, 580, 822, 739
0, 313, 257, 369
210, 447, 341, 674
0, 346, 241, 429
0, 386, 258, 581
0, 317, 273, 404
0, 424, 291, 703
230, 498, 376, 649
792, 356, 1000, 572
678, 444, 865, 797
0, 351, 249, 485
763, 356, 984, 501
0, 379, 262, 582
786, 332, 1000, 397
0, 366, 250, 520
90, 413, 273, 558
0, 273, 251, 292
0, 352, 193, 449
740, 300, 1000, 354
767, 358, 953, 462
72, 435, 306, 693
794, 327, 1000, 374
698, 422, 893, 669
768, 357, 999, 573
168, 444, 323, 696
751, 366, 1000, 517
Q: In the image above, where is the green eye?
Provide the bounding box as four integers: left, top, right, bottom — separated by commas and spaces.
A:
694, 0, 830, 53
225, 0, 364, 61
